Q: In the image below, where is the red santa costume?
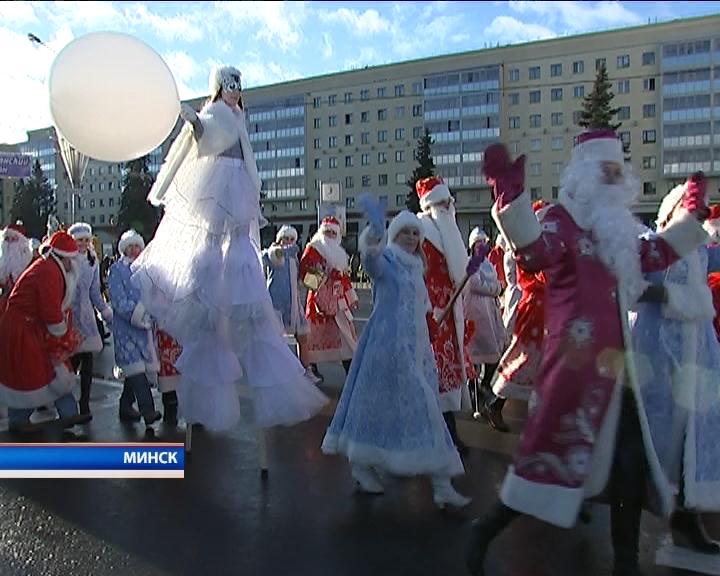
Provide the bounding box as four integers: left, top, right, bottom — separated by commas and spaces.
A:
705, 205, 720, 341
300, 217, 358, 365
0, 222, 32, 299
155, 329, 181, 425
416, 177, 474, 413
0, 231, 81, 410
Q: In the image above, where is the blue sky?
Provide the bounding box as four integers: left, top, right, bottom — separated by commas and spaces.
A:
1, 1, 719, 144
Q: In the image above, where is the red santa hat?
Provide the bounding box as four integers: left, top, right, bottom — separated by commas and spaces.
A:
704, 204, 720, 243
39, 231, 78, 259
571, 129, 624, 165
4, 221, 27, 241
416, 176, 452, 211
67, 222, 93, 240
319, 217, 342, 237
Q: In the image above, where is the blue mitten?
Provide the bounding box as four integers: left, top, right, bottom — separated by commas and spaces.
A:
359, 194, 385, 239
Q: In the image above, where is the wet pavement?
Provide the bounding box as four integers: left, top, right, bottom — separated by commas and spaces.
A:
0, 289, 713, 576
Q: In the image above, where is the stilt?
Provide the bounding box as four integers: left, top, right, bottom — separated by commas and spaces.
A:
257, 429, 269, 479
185, 424, 192, 454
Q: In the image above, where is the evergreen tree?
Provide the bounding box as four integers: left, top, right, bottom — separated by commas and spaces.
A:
579, 63, 621, 131
11, 159, 56, 239
116, 156, 160, 238
405, 128, 436, 213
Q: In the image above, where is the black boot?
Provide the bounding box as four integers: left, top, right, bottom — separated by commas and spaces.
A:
611, 497, 643, 576
670, 510, 720, 554
78, 352, 93, 420
466, 501, 520, 575
119, 405, 141, 422
481, 397, 510, 433
443, 411, 467, 455
162, 391, 179, 426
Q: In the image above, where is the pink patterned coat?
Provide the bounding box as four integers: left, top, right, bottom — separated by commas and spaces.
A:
493, 192, 708, 528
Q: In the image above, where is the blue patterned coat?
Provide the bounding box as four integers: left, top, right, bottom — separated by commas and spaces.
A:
631, 241, 720, 510
71, 253, 112, 353
107, 257, 159, 377
262, 243, 308, 335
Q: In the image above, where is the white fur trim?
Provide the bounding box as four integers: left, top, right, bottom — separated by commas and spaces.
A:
703, 218, 720, 243
0, 363, 75, 408
388, 210, 423, 244
47, 321, 67, 337
3, 228, 27, 241
572, 137, 624, 166
418, 213, 442, 252
130, 302, 147, 329
663, 262, 715, 323
468, 227, 488, 248
320, 220, 342, 236
158, 374, 179, 393
76, 334, 103, 354
267, 245, 285, 267
276, 225, 297, 242
491, 192, 542, 251
118, 230, 145, 255
68, 223, 92, 240
658, 210, 709, 259
657, 183, 687, 228
419, 183, 451, 211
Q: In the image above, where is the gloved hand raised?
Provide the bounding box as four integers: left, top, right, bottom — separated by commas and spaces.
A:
359, 194, 386, 240
482, 143, 526, 209
681, 171, 709, 221
179, 103, 198, 123
466, 241, 489, 277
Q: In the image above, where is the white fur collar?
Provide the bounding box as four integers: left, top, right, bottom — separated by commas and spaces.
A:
388, 242, 424, 271
48, 253, 77, 311
308, 235, 348, 272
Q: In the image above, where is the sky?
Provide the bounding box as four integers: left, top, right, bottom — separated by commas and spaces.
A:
1, 0, 719, 144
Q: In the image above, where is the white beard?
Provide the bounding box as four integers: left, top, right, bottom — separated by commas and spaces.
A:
0, 238, 32, 286
427, 204, 467, 286
308, 232, 348, 272
559, 160, 648, 305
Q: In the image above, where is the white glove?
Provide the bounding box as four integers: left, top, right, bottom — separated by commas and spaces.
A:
179, 103, 198, 123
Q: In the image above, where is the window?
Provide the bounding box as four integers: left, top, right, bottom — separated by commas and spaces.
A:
573, 60, 584, 74
328, 94, 337, 106
530, 164, 541, 176
551, 88, 563, 101
395, 128, 404, 141
377, 87, 386, 98
344, 91, 353, 103
378, 109, 387, 121
378, 174, 388, 186
361, 132, 369, 145
314, 159, 321, 169
362, 175, 371, 187
510, 142, 520, 155
642, 104, 656, 118
395, 173, 405, 185
551, 112, 564, 126
642, 129, 656, 143
99, 166, 104, 176
552, 162, 563, 175
530, 138, 541, 151
345, 113, 353, 125
345, 134, 354, 146
345, 155, 353, 167
286, 201, 293, 211
89, 184, 94, 192
91, 215, 96, 224
345, 195, 355, 208
643, 78, 655, 91
378, 130, 387, 142
395, 151, 404, 162
378, 152, 387, 164
395, 106, 405, 119
314, 179, 321, 191
552, 136, 563, 150
509, 116, 520, 129
329, 136, 337, 147
550, 63, 562, 77
529, 66, 541, 80
642, 156, 657, 169
313, 97, 321, 108
508, 93, 519, 106
270, 204, 277, 213
412, 104, 422, 117
643, 182, 656, 195
109, 198, 114, 207
361, 153, 370, 166
361, 111, 369, 123
99, 199, 104, 207
530, 187, 541, 199
108, 165, 113, 175
108, 181, 113, 190
394, 84, 405, 97
313, 138, 321, 149
396, 194, 405, 205
620, 131, 631, 147
329, 157, 337, 168
642, 51, 655, 66
617, 106, 631, 120
573, 85, 585, 99
90, 199, 96, 208
617, 54, 630, 69
329, 115, 337, 127
529, 90, 541, 104
573, 110, 583, 124
595, 57, 606, 70
617, 79, 630, 94
345, 176, 354, 189
300, 200, 307, 211
413, 126, 423, 138
360, 89, 370, 101
529, 114, 541, 128
508, 68, 520, 82
552, 186, 559, 199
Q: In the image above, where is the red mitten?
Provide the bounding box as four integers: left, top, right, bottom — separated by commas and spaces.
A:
482, 144, 512, 182
681, 171, 709, 219
482, 144, 526, 208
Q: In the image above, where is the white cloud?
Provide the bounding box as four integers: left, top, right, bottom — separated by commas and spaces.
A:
214, 1, 306, 51
236, 53, 302, 88
123, 3, 203, 42
163, 50, 206, 99
42, 1, 127, 30
482, 16, 556, 45
343, 47, 384, 70
322, 33, 333, 59
317, 8, 390, 36
508, 1, 642, 32
0, 1, 38, 25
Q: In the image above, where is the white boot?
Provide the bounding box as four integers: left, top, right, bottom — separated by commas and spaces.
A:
351, 464, 384, 494
432, 476, 471, 508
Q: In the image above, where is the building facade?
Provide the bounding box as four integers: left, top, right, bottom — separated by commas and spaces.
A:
3, 14, 719, 247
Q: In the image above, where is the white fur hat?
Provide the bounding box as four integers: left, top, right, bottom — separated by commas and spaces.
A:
572, 129, 624, 165
319, 217, 342, 237
655, 182, 687, 228
468, 227, 488, 248
276, 225, 298, 243
209, 65, 242, 95
118, 229, 145, 255
68, 222, 93, 240
388, 210, 424, 244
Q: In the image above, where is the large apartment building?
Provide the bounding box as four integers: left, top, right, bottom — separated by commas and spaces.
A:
5, 13, 720, 252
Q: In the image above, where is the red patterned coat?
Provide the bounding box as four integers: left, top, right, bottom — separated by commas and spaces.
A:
299, 245, 358, 363
156, 329, 181, 392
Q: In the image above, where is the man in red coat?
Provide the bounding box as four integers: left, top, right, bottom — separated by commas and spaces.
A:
0, 221, 32, 297
0, 231, 90, 433
299, 217, 358, 377
705, 206, 720, 340
416, 176, 475, 453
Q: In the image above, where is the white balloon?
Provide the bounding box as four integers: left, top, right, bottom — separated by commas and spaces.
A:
49, 32, 180, 163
